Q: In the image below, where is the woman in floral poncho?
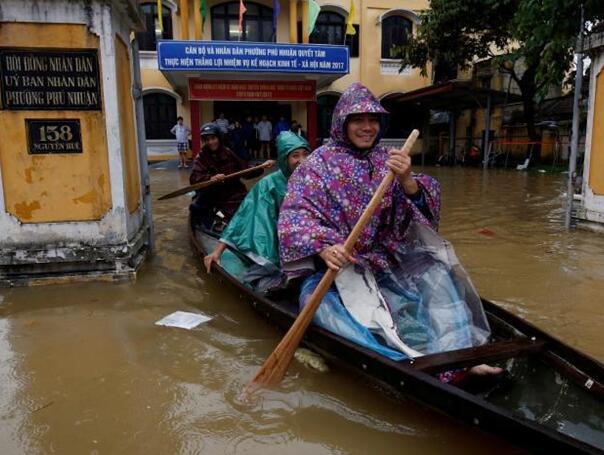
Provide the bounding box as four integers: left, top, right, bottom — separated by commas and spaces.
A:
278, 83, 499, 377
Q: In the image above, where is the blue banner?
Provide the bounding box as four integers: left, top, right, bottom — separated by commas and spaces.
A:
157, 41, 349, 74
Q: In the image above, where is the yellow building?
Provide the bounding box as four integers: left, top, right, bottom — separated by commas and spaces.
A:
578, 31, 604, 231
0, 0, 152, 285
135, 0, 432, 160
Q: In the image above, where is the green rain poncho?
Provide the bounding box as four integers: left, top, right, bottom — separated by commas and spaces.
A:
219, 131, 310, 267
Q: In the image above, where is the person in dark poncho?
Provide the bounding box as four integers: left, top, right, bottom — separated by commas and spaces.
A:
190, 122, 274, 230
228, 120, 248, 161
242, 116, 257, 158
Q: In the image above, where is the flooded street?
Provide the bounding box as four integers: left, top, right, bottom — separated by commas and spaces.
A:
1, 164, 602, 454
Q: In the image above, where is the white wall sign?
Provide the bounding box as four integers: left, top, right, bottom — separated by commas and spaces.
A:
380, 61, 412, 76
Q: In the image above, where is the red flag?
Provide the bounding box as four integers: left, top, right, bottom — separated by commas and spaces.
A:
239, 0, 247, 36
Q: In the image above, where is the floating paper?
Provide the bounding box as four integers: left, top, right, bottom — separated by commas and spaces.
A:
155, 311, 212, 330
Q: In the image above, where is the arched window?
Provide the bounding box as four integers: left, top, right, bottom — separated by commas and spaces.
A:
317, 93, 340, 140
143, 93, 177, 139
310, 12, 345, 46
381, 15, 412, 59
211, 2, 274, 42
136, 2, 173, 51
301, 11, 358, 57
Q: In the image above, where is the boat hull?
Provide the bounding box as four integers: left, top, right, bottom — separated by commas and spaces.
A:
189, 217, 604, 454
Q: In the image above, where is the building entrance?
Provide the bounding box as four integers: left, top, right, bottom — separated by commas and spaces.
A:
213, 101, 292, 124
212, 101, 293, 160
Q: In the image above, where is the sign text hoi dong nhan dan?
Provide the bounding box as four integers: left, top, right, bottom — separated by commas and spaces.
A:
0, 48, 101, 110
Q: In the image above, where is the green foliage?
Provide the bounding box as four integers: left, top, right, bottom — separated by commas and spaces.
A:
395, 0, 603, 149
399, 0, 603, 96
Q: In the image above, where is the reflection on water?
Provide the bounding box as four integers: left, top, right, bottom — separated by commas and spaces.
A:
482, 357, 604, 449
433, 167, 604, 360
0, 164, 602, 454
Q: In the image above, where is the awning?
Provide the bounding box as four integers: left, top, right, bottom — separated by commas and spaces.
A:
157, 40, 350, 93
383, 80, 522, 111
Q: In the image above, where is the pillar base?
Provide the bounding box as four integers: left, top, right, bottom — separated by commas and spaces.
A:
0, 226, 149, 287
575, 219, 604, 235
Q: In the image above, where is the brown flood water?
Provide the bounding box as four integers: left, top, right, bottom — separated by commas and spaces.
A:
0, 164, 602, 454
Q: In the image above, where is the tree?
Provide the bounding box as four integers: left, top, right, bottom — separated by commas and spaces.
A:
398, 0, 603, 163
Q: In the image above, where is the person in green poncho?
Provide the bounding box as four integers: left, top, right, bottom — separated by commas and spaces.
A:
203, 131, 311, 284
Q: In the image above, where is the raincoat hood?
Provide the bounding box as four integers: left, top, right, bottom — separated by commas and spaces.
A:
219, 135, 308, 268
276, 131, 311, 178
330, 82, 388, 150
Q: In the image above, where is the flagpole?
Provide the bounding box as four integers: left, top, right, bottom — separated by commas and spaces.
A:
194, 0, 202, 40
289, 0, 297, 43
302, 0, 309, 43
272, 0, 281, 43
565, 5, 585, 229
157, 0, 164, 34
239, 0, 246, 41
344, 0, 356, 45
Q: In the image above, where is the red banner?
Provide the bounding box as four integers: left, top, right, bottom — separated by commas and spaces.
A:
189, 79, 316, 101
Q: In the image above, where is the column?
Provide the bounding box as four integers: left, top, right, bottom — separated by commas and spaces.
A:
307, 100, 317, 149
180, 0, 189, 40
448, 110, 456, 163
483, 93, 492, 169
289, 0, 297, 43
194, 0, 202, 40
191, 100, 201, 159
301, 0, 309, 44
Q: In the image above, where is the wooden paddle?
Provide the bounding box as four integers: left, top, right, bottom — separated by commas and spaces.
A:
157, 163, 268, 201
245, 129, 420, 395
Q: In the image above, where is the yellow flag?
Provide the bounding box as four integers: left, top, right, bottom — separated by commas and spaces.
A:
157, 0, 163, 33
346, 0, 356, 35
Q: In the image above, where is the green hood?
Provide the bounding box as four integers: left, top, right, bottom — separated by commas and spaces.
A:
276, 131, 311, 178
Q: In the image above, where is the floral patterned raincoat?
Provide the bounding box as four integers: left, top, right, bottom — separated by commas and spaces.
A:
278, 82, 441, 272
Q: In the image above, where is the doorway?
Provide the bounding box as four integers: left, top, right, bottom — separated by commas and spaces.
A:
213, 101, 292, 123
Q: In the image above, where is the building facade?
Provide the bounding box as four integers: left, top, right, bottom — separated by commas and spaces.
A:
0, 0, 152, 285
136, 0, 432, 161
577, 31, 604, 231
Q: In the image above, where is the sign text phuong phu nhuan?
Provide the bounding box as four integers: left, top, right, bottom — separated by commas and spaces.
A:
0, 48, 101, 111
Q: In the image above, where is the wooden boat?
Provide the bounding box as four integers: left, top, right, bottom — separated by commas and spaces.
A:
190, 217, 604, 454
